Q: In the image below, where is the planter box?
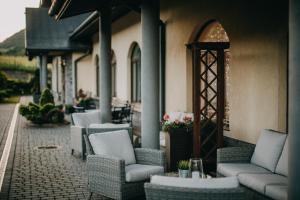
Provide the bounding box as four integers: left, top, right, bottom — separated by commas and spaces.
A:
165, 128, 193, 171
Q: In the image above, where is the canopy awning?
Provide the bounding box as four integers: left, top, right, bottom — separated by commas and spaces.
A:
25, 7, 91, 57
49, 0, 141, 20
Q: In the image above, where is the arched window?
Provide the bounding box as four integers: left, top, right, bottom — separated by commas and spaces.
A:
111, 50, 117, 97
198, 21, 231, 131
131, 44, 141, 102
95, 55, 99, 97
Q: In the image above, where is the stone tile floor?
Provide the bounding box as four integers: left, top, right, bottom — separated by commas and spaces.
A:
0, 97, 114, 200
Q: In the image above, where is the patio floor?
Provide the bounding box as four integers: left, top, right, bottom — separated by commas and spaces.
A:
0, 97, 115, 200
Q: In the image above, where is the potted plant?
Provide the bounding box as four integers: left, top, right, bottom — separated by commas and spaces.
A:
161, 112, 194, 171
178, 160, 190, 178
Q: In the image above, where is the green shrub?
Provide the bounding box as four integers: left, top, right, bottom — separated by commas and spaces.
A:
39, 88, 54, 106
40, 103, 55, 115
6, 79, 33, 95
64, 104, 75, 114
0, 89, 9, 101
0, 71, 7, 89
19, 90, 64, 124
49, 108, 64, 123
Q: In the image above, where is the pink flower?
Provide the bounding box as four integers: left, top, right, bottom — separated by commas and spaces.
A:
175, 120, 180, 124
163, 114, 170, 121
183, 116, 192, 121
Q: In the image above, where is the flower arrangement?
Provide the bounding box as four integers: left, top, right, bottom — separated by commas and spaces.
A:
161, 112, 193, 132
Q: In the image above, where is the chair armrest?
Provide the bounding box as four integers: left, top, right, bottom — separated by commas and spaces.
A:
135, 148, 166, 167
70, 126, 86, 154
87, 155, 126, 185
83, 134, 94, 156
217, 147, 254, 163
144, 183, 245, 200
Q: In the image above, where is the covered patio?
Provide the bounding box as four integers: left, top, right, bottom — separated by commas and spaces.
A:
1, 0, 297, 199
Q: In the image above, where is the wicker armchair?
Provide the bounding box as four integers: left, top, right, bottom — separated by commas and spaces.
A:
85, 130, 166, 200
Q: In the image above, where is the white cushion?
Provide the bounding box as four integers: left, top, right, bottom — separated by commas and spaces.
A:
89, 123, 130, 129
238, 173, 288, 195
265, 185, 287, 200
251, 129, 287, 172
217, 163, 271, 177
89, 130, 136, 165
72, 110, 101, 127
275, 135, 288, 177
125, 164, 164, 182
150, 176, 239, 189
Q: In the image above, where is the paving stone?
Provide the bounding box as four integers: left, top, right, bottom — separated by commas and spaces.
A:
0, 98, 114, 200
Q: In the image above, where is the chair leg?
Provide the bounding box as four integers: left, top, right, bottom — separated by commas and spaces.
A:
71, 149, 74, 155
87, 192, 93, 200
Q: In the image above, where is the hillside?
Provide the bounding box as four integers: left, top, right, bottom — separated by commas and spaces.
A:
0, 29, 25, 56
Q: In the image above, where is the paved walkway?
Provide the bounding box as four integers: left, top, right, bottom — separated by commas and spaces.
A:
0, 97, 111, 200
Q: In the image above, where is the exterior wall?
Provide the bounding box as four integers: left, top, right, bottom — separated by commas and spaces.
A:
72, 0, 287, 144
75, 54, 96, 97
159, 0, 287, 143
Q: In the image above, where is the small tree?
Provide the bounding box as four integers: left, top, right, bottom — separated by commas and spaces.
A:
39, 88, 54, 106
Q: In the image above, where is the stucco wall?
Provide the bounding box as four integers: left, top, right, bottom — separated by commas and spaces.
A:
73, 0, 287, 144
160, 0, 287, 143
76, 54, 97, 97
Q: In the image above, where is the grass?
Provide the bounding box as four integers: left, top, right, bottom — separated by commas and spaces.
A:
0, 56, 37, 73
0, 96, 20, 104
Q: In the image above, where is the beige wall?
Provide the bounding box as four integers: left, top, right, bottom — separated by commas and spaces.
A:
73, 0, 287, 144
76, 54, 97, 97
160, 0, 287, 143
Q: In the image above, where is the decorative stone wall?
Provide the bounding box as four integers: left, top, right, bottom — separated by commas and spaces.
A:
64, 55, 73, 104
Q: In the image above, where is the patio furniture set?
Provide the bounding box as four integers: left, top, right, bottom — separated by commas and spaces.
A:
70, 111, 287, 200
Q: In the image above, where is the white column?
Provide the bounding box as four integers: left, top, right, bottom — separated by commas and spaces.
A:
141, 0, 160, 149
40, 55, 48, 92
37, 56, 42, 93
289, 0, 300, 199
99, 2, 112, 123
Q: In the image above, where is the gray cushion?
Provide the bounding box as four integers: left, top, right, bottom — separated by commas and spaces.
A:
150, 176, 239, 189
265, 185, 287, 200
275, 135, 288, 177
89, 130, 136, 165
72, 110, 101, 127
251, 129, 287, 172
125, 164, 164, 182
217, 163, 271, 177
89, 123, 130, 129
238, 173, 288, 195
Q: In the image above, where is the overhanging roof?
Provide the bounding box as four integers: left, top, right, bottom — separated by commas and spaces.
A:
70, 6, 133, 41
25, 7, 91, 57
49, 0, 141, 20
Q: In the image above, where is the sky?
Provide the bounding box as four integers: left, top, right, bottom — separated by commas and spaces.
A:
0, 0, 40, 42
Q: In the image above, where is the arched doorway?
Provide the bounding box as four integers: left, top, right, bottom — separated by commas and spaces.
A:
187, 20, 230, 171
